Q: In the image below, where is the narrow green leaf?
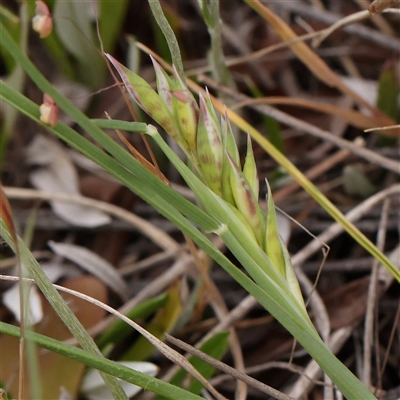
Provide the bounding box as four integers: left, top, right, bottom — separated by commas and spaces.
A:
52, 1, 104, 88
98, 0, 129, 53
90, 119, 148, 133
377, 65, 399, 121
0, 322, 204, 400
0, 220, 128, 400
198, 0, 234, 88
0, 4, 20, 72
157, 332, 229, 399
147, 0, 184, 78
0, 1, 28, 164
97, 294, 169, 350
0, 21, 380, 398
188, 332, 229, 394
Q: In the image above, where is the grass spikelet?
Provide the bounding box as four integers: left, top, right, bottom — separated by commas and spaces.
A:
196, 93, 223, 196
227, 153, 264, 246
106, 54, 182, 147
264, 179, 285, 275
242, 134, 259, 200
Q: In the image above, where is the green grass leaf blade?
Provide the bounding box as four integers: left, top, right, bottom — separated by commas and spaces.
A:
90, 119, 148, 133
52, 1, 104, 88
188, 332, 229, 395
0, 220, 128, 400
220, 104, 400, 283
145, 129, 377, 400
0, 79, 219, 235
0, 322, 204, 400
156, 332, 229, 399
98, 0, 129, 53
377, 65, 399, 121
97, 294, 169, 350
0, 21, 379, 399
147, 0, 184, 78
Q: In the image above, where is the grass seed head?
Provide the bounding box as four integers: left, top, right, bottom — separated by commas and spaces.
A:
264, 180, 286, 274
227, 153, 264, 246
243, 134, 259, 200
221, 110, 240, 166
151, 55, 174, 114
196, 93, 224, 196
220, 112, 241, 205
106, 54, 183, 149
108, 56, 292, 278
171, 66, 199, 157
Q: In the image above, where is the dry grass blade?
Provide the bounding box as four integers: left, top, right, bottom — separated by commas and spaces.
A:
115, 129, 169, 184
312, 10, 370, 47
3, 186, 179, 252
104, 112, 169, 184
277, 2, 400, 53
290, 242, 400, 398
273, 147, 352, 203
369, 0, 400, 13
363, 199, 390, 388
292, 184, 400, 267
365, 124, 400, 132
0, 275, 228, 400
66, 255, 192, 347
354, 0, 395, 35
48, 241, 130, 302
232, 97, 386, 131
165, 334, 296, 400
0, 184, 25, 399
197, 75, 400, 170
243, 0, 393, 121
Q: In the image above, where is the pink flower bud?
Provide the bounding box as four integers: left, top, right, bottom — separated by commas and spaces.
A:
32, 1, 53, 38
39, 94, 58, 127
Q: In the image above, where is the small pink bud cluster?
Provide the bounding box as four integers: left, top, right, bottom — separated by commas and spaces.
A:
32, 1, 53, 38
39, 93, 58, 127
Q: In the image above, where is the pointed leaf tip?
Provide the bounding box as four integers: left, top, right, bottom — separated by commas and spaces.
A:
264, 179, 285, 274
227, 154, 264, 245
106, 55, 181, 144
243, 134, 259, 199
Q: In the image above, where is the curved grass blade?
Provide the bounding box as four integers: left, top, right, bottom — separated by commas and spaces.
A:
0, 322, 203, 400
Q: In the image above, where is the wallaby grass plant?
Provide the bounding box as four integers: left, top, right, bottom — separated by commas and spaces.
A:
1, 1, 398, 399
